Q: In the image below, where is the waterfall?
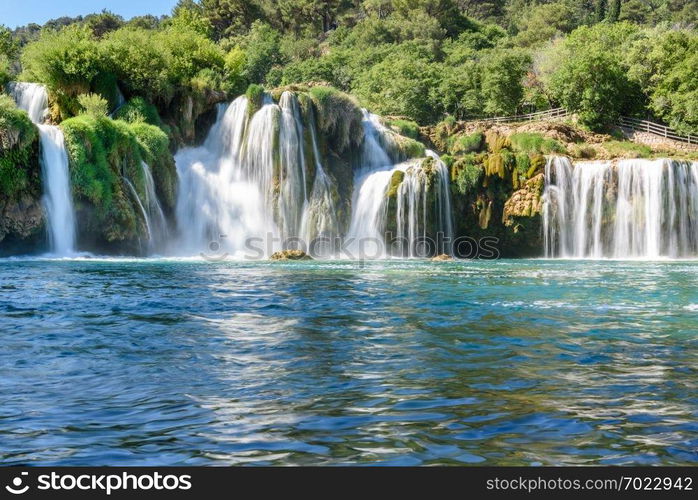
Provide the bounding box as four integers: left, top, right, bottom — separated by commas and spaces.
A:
123, 176, 152, 253
345, 112, 453, 257
174, 93, 453, 259
543, 156, 698, 258
123, 163, 168, 254
9, 82, 77, 256
175, 92, 322, 256
141, 162, 168, 253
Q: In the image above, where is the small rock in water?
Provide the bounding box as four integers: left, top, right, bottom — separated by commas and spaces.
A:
431, 254, 453, 261
270, 250, 313, 261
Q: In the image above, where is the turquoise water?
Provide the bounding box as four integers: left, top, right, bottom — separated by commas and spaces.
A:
0, 258, 696, 465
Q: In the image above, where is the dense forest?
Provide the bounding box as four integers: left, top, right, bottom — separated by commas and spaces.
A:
1, 0, 696, 133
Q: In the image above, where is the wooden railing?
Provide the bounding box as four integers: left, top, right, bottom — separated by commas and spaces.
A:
467, 107, 569, 124
619, 116, 695, 145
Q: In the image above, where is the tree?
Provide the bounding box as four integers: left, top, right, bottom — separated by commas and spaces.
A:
352, 48, 443, 123
78, 93, 109, 117
608, 0, 621, 22
544, 22, 643, 128
85, 10, 124, 38
480, 50, 530, 115
200, 0, 265, 39
595, 0, 608, 22
239, 21, 282, 83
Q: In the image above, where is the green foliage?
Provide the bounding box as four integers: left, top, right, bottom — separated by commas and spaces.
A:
352, 49, 442, 124
246, 83, 265, 116
129, 121, 177, 211
481, 50, 530, 116
78, 93, 109, 118
236, 21, 281, 84
449, 131, 484, 155
543, 22, 644, 129
453, 155, 484, 195
386, 119, 420, 140
627, 28, 698, 135
20, 25, 105, 118
509, 132, 566, 154
603, 140, 652, 158
0, 95, 39, 198
115, 97, 165, 129
61, 115, 176, 244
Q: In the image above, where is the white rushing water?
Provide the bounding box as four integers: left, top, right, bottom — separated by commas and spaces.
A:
174, 94, 453, 258
10, 82, 77, 255
345, 112, 453, 257
175, 92, 330, 257
543, 156, 698, 259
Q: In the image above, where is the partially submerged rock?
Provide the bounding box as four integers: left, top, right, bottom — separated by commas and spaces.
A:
431, 253, 453, 261
270, 249, 313, 261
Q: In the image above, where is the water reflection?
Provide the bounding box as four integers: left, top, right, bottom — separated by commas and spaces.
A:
0, 258, 696, 465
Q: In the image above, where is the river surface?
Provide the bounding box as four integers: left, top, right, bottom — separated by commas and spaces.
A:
0, 258, 696, 465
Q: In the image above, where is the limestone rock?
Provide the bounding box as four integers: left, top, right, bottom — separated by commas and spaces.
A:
502, 173, 545, 227
270, 249, 313, 261
431, 253, 453, 261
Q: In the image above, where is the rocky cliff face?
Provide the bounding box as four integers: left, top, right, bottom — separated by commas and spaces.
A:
0, 98, 45, 255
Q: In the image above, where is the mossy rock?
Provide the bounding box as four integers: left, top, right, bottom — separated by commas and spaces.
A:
270, 249, 313, 260
485, 130, 510, 153
246, 84, 265, 117
308, 86, 363, 155
386, 169, 405, 199
61, 115, 175, 253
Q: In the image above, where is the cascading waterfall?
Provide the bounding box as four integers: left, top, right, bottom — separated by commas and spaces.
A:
345, 112, 453, 257
175, 92, 337, 257
123, 162, 169, 254
123, 176, 152, 253
9, 82, 77, 255
174, 93, 453, 259
141, 162, 169, 252
543, 156, 698, 258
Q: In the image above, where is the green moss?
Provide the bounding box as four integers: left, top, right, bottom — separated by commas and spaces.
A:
114, 97, 165, 129
246, 83, 265, 117
60, 114, 173, 249
527, 154, 546, 177
386, 169, 405, 198
449, 131, 484, 155
386, 119, 419, 140
515, 153, 531, 176
509, 132, 566, 155
130, 121, 177, 212
308, 86, 363, 155
603, 140, 652, 158
453, 155, 484, 195
0, 96, 40, 199
485, 130, 510, 153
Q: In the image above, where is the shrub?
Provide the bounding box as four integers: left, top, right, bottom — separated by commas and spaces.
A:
386, 119, 419, 140
449, 131, 484, 155
114, 97, 164, 128
453, 155, 484, 195
509, 132, 566, 154
78, 93, 109, 118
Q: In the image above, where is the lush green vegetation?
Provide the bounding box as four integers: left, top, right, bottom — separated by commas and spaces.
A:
60, 115, 176, 247
0, 95, 39, 198
0, 0, 694, 135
